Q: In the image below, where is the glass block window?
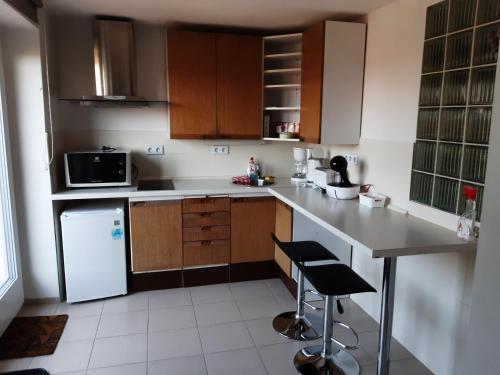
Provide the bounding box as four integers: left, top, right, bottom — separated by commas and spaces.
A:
411, 0, 500, 220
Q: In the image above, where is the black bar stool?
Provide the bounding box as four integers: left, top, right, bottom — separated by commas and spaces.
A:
294, 263, 376, 375
271, 233, 339, 341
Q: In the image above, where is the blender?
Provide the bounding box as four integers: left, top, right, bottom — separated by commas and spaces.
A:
291, 147, 309, 183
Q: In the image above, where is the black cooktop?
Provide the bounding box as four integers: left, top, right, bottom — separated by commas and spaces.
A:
137, 179, 175, 191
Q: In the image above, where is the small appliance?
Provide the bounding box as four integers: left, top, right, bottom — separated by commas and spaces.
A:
312, 167, 335, 189
307, 158, 323, 183
64, 150, 131, 188
291, 147, 309, 182
326, 155, 360, 199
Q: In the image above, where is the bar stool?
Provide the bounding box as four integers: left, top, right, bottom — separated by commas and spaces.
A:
271, 233, 339, 341
294, 263, 376, 375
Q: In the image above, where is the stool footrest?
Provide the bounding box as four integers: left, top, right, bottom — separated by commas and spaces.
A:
331, 320, 360, 351
304, 301, 322, 311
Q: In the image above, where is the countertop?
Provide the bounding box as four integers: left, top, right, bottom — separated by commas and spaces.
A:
268, 186, 476, 259
51, 177, 293, 201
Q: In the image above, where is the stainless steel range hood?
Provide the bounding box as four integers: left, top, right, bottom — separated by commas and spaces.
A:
81, 17, 147, 106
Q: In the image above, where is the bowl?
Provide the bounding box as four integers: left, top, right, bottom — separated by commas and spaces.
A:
279, 132, 294, 139
326, 184, 360, 200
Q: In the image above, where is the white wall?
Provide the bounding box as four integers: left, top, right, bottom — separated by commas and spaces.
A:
323, 0, 477, 374
462, 56, 500, 375
1, 27, 59, 299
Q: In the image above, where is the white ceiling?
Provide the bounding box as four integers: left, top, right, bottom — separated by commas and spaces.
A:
0, 1, 35, 29
44, 0, 397, 31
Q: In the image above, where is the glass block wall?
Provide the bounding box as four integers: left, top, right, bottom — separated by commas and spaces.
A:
410, 0, 500, 220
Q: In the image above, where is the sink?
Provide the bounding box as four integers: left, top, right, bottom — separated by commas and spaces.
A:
137, 179, 175, 191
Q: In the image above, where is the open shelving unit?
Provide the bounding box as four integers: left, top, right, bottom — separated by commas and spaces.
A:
262, 33, 302, 141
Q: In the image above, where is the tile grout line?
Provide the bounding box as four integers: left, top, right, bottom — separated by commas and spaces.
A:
187, 287, 209, 375
84, 301, 104, 373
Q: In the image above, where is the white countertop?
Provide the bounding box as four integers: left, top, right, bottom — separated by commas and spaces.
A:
268, 186, 476, 259
51, 177, 292, 201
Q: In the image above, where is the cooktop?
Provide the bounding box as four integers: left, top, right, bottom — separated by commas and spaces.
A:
137, 179, 175, 191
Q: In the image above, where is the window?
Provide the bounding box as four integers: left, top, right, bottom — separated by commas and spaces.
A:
410, 0, 500, 220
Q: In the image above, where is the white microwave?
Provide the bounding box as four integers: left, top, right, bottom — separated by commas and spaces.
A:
64, 150, 132, 188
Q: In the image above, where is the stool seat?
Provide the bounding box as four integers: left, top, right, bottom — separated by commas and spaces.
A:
298, 263, 376, 296
271, 233, 339, 263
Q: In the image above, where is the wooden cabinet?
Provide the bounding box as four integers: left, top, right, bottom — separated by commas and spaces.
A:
231, 197, 276, 263
216, 34, 262, 139
167, 31, 262, 139
167, 31, 217, 139
182, 197, 231, 267
300, 21, 366, 145
274, 199, 293, 277
130, 200, 183, 272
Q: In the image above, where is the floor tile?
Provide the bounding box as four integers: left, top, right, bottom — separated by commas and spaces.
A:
275, 293, 298, 311
60, 315, 100, 342
198, 321, 254, 354
149, 305, 196, 332
0, 358, 32, 372
149, 288, 192, 310
258, 341, 317, 375
55, 301, 104, 317
102, 292, 148, 314
189, 283, 233, 305
148, 355, 207, 375
148, 327, 202, 361
361, 358, 433, 375
245, 317, 293, 346
205, 348, 267, 375
229, 280, 273, 301
88, 334, 147, 368
96, 310, 147, 338
86, 362, 147, 375
265, 278, 290, 296
17, 303, 58, 317
52, 372, 85, 375
194, 301, 242, 326
236, 295, 284, 320
357, 330, 413, 362
29, 339, 93, 373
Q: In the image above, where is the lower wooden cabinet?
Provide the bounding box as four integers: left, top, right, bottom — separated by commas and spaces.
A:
183, 239, 230, 267
230, 197, 276, 263
130, 200, 183, 272
274, 199, 293, 276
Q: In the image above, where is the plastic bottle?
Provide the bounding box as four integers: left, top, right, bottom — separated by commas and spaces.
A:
246, 157, 258, 183
457, 185, 477, 240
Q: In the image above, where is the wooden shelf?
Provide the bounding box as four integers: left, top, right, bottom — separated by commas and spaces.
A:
264, 84, 301, 89
263, 137, 300, 142
264, 68, 301, 74
264, 106, 300, 111
264, 52, 302, 59
264, 33, 302, 41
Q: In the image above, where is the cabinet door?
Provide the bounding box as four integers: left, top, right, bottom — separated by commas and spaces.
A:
216, 34, 262, 139
300, 21, 325, 144
274, 200, 293, 277
167, 31, 217, 139
131, 200, 183, 272
231, 197, 276, 263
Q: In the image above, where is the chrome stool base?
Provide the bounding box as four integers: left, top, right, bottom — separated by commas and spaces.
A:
272, 311, 321, 341
294, 344, 360, 375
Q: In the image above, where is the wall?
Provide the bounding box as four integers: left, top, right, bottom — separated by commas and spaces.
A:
325, 0, 477, 374
462, 59, 500, 375
1, 27, 60, 299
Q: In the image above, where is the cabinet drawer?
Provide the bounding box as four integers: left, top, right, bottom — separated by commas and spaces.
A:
183, 225, 230, 242
183, 212, 230, 228
183, 240, 230, 267
183, 197, 230, 213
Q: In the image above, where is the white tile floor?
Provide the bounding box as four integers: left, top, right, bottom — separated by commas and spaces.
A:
0, 279, 433, 374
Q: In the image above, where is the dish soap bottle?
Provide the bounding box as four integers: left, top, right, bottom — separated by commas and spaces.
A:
457, 185, 477, 240
246, 157, 258, 184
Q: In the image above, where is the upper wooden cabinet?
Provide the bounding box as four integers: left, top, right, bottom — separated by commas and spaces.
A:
231, 197, 276, 264
167, 31, 217, 139
167, 31, 262, 139
300, 21, 366, 144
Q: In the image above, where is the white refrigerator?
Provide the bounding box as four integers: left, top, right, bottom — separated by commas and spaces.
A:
61, 201, 127, 303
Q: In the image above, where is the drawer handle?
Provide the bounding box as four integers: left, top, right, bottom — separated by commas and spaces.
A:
201, 226, 212, 231
201, 240, 214, 246
200, 212, 213, 218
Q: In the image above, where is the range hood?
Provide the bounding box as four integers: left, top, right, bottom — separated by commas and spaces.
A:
81, 17, 148, 107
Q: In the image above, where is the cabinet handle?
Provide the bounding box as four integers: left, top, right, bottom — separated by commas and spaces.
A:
200, 212, 213, 218
201, 240, 213, 246
201, 226, 212, 231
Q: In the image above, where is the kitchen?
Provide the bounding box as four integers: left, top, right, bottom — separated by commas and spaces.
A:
0, 0, 498, 374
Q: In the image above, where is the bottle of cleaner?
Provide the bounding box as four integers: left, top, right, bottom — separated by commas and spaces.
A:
457, 185, 477, 240
246, 157, 258, 184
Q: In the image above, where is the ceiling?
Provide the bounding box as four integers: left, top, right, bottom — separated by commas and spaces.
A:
0, 1, 35, 29
44, 0, 397, 31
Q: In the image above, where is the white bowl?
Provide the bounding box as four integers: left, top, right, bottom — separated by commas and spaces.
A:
326, 184, 360, 200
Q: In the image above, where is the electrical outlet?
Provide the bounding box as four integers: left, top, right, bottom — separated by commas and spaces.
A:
145, 145, 164, 155
211, 145, 229, 155
343, 154, 359, 165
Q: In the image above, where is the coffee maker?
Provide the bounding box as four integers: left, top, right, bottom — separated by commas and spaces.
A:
291, 147, 309, 182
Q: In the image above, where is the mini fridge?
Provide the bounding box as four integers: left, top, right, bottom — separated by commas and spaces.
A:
61, 201, 127, 303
